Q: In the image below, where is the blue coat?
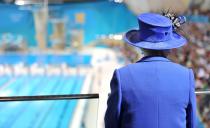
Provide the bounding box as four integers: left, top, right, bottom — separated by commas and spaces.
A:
105, 56, 196, 128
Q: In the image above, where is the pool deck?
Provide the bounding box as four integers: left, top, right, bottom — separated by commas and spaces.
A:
80, 47, 123, 128
69, 68, 93, 128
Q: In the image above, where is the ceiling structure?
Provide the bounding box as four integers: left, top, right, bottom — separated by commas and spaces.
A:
0, 0, 105, 5
124, 0, 192, 14
124, 0, 210, 14
1, 0, 210, 12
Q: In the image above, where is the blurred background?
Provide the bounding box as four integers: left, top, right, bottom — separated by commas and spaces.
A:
0, 0, 209, 128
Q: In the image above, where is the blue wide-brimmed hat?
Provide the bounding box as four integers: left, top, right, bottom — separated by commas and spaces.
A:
124, 13, 187, 50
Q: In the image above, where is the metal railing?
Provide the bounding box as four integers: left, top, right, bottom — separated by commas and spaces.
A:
0, 94, 99, 102
195, 90, 210, 95
0, 90, 209, 102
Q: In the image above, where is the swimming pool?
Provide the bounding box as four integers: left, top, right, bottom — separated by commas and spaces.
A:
0, 75, 85, 128
0, 54, 92, 67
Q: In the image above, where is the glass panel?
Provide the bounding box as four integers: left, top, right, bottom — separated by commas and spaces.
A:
0, 1, 209, 128
196, 93, 210, 128
0, 99, 98, 128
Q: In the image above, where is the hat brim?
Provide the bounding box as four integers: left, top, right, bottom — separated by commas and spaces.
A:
124, 29, 187, 50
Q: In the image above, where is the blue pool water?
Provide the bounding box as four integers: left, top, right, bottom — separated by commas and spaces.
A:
0, 54, 92, 66
0, 75, 85, 128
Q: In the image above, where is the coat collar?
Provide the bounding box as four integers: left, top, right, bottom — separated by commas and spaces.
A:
137, 56, 171, 63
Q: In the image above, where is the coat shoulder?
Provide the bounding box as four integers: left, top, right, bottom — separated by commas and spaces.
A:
117, 61, 192, 80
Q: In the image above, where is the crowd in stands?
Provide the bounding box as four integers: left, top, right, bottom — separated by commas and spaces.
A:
171, 23, 210, 90
170, 22, 210, 127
